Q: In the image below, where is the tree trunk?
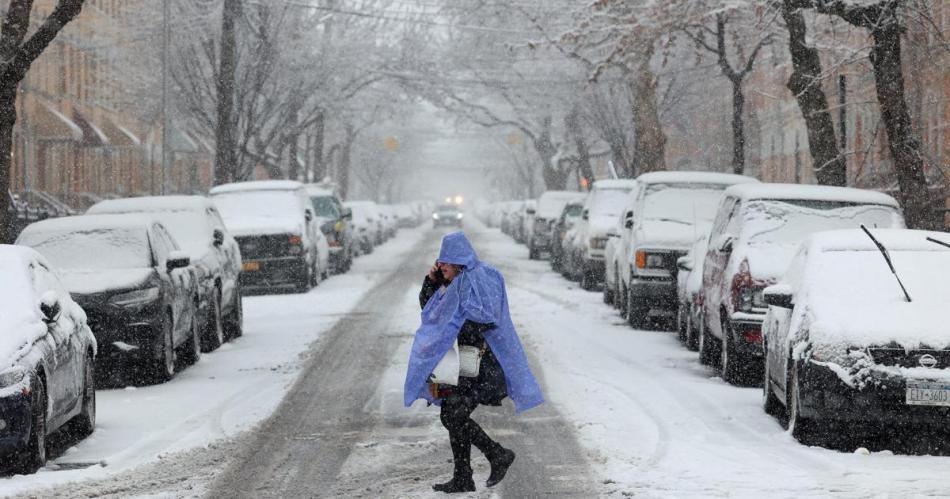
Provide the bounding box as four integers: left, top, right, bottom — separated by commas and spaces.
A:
781, 2, 847, 186
565, 109, 594, 187
0, 87, 17, 243
869, 18, 934, 229
311, 110, 326, 182
627, 51, 667, 175
339, 125, 355, 200
534, 116, 567, 190
214, 0, 241, 185
730, 78, 746, 175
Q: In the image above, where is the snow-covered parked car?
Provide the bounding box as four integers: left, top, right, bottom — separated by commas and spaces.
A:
762, 228, 950, 444
0, 246, 97, 473
17, 214, 201, 383
699, 184, 906, 385
617, 172, 757, 328
211, 181, 330, 294
675, 234, 708, 350
529, 191, 584, 260
305, 185, 354, 274
574, 179, 637, 290
346, 200, 383, 252
551, 200, 584, 274
87, 196, 243, 350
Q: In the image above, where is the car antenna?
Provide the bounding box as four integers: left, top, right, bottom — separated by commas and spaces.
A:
860, 225, 911, 302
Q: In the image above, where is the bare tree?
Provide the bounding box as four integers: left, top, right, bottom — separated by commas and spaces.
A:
0, 0, 85, 242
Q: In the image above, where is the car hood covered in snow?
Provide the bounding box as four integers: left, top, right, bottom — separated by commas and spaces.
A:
59, 268, 155, 296
223, 217, 303, 237
636, 220, 705, 249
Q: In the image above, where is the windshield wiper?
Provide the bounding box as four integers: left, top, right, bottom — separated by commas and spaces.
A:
926, 236, 950, 250
861, 225, 911, 302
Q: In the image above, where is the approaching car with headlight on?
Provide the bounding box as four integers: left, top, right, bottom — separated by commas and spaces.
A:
762, 228, 950, 445
0, 246, 96, 474
17, 214, 200, 384
700, 184, 905, 385
432, 204, 464, 228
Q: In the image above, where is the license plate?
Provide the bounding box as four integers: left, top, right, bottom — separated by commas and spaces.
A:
242, 261, 260, 272
906, 381, 950, 406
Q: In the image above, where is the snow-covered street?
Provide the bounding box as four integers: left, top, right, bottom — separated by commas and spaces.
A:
5, 221, 950, 498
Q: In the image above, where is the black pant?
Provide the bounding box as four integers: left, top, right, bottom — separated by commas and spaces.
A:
440, 394, 503, 479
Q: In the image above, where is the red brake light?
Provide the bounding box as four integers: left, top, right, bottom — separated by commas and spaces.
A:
730, 259, 752, 310
743, 328, 763, 345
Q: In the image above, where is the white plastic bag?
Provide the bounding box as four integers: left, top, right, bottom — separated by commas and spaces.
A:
430, 340, 460, 386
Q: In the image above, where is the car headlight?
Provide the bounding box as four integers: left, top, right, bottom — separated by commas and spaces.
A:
0, 366, 25, 388
635, 250, 665, 269
109, 287, 160, 307
589, 237, 607, 250
456, 213, 463, 220
433, 213, 440, 220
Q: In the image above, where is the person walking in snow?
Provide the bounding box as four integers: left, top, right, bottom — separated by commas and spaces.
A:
404, 231, 544, 493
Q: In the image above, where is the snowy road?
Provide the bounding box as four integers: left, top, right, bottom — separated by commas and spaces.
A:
6, 220, 950, 498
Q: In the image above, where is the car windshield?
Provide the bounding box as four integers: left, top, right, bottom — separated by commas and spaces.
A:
213, 191, 302, 222
742, 200, 903, 245
642, 184, 728, 225
19, 228, 151, 270
310, 196, 339, 219
437, 204, 459, 213
588, 189, 629, 217
813, 250, 950, 305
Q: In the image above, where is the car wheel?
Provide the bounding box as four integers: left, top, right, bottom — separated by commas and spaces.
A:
151, 312, 176, 383
698, 318, 720, 366
181, 306, 202, 366
528, 246, 538, 260
603, 276, 614, 305
224, 287, 244, 339
13, 377, 46, 474
721, 321, 741, 384
618, 283, 628, 319
626, 288, 649, 329
203, 289, 225, 351
72, 354, 96, 438
762, 345, 784, 418
787, 362, 816, 444
685, 309, 699, 351
676, 304, 687, 343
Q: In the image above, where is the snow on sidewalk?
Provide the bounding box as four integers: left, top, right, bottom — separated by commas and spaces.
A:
0, 226, 429, 497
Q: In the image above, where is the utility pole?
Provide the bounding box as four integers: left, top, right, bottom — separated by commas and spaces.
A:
161, 0, 169, 194
214, 0, 241, 185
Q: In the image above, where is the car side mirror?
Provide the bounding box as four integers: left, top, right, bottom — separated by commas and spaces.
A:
625, 210, 634, 220
582, 209, 589, 221
763, 284, 793, 309
39, 291, 61, 324
212, 229, 225, 247
305, 209, 313, 222
625, 219, 634, 229
718, 237, 734, 253
166, 250, 191, 272
676, 257, 694, 272
342, 207, 353, 220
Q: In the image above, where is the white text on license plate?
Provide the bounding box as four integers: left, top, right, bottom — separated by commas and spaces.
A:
906, 381, 950, 406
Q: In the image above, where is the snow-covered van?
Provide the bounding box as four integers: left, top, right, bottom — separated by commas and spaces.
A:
763, 229, 950, 444
211, 181, 329, 294
700, 184, 905, 385
617, 171, 758, 328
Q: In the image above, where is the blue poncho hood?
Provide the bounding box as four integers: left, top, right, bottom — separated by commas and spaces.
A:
404, 231, 544, 413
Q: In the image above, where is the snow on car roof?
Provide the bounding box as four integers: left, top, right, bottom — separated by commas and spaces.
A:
591, 179, 638, 190
86, 195, 211, 214
0, 245, 62, 369
725, 183, 900, 207
209, 180, 303, 195
19, 213, 157, 235
305, 186, 334, 197
636, 171, 760, 185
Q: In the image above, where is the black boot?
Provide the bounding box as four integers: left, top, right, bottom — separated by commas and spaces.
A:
485, 448, 515, 487
432, 475, 476, 493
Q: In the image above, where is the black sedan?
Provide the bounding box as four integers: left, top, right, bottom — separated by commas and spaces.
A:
86, 196, 244, 350
0, 246, 96, 473
17, 214, 201, 384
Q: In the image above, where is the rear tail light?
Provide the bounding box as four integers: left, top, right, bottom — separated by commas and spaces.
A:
731, 259, 753, 312
288, 235, 302, 245
743, 328, 762, 345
